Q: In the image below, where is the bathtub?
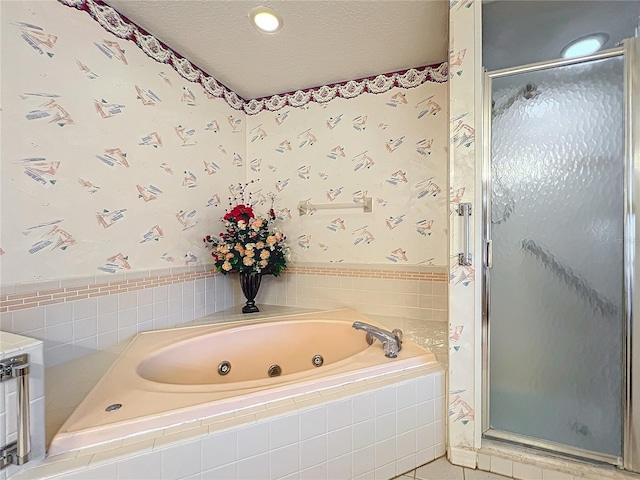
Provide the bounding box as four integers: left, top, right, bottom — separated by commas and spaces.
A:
48, 309, 437, 456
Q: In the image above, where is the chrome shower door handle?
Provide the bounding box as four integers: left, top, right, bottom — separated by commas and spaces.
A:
457, 202, 472, 266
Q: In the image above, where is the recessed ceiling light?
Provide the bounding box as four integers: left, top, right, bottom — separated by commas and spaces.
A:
250, 6, 282, 34
561, 33, 609, 59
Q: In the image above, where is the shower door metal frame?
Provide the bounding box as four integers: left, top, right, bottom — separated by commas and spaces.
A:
481, 38, 639, 471
624, 36, 640, 474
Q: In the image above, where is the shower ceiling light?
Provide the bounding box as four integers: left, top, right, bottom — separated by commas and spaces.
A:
250, 6, 282, 33
561, 33, 609, 59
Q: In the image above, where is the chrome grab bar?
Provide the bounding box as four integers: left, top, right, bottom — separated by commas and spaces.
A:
457, 202, 472, 266
298, 197, 372, 215
0, 354, 31, 469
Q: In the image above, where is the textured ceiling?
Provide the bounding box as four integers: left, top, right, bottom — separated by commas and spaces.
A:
103, 0, 449, 100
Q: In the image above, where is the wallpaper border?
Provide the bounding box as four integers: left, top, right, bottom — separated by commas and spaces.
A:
56, 0, 448, 114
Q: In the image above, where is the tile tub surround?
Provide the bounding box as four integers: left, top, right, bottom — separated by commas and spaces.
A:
43, 305, 448, 446
0, 262, 447, 370
190, 305, 448, 364
29, 306, 446, 479
247, 263, 449, 322
0, 333, 45, 480
0, 266, 234, 368
18, 364, 446, 480
48, 309, 437, 454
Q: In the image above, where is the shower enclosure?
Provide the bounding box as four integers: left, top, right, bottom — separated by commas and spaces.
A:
482, 38, 639, 470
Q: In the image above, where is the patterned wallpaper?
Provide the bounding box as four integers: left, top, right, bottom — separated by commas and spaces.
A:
0, 0, 449, 286
0, 0, 245, 285
246, 83, 449, 266
448, 0, 481, 454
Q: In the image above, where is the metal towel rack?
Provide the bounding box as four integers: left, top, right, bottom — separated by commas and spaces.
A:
0, 353, 31, 469
298, 197, 372, 216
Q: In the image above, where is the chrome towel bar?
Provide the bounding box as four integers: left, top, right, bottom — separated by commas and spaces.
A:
298, 197, 372, 215
0, 353, 31, 469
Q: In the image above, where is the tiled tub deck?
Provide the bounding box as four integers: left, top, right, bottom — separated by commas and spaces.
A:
15, 307, 447, 479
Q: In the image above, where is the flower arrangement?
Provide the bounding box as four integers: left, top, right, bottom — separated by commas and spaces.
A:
204, 184, 289, 276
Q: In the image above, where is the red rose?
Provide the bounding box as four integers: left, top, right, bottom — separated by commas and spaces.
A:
223, 204, 255, 222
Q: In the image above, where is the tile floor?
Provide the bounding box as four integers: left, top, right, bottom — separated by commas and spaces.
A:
399, 457, 511, 480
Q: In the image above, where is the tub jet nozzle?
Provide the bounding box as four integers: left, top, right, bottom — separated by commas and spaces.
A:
218, 361, 231, 376
268, 364, 281, 377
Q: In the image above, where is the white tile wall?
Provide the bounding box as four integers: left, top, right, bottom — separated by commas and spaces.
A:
0, 334, 45, 480
15, 371, 446, 480
2, 269, 449, 479
1, 276, 234, 368
3, 265, 447, 371
254, 273, 448, 322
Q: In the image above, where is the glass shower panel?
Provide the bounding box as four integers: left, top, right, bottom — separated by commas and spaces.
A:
489, 56, 624, 456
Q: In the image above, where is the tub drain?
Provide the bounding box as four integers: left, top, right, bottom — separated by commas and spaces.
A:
312, 355, 324, 367
105, 403, 122, 412
218, 361, 231, 376
268, 364, 281, 377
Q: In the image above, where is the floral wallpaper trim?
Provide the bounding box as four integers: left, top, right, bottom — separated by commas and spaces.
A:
57, 0, 243, 109
0, 268, 218, 313
243, 64, 448, 114
56, 0, 448, 114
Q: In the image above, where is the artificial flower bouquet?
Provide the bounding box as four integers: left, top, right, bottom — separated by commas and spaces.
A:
204, 191, 289, 276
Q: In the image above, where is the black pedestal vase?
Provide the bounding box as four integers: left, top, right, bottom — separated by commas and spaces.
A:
239, 271, 262, 313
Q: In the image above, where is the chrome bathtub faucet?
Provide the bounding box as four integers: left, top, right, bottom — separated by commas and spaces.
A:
352, 321, 403, 358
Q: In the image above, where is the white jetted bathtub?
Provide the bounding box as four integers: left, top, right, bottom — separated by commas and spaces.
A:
48, 309, 437, 455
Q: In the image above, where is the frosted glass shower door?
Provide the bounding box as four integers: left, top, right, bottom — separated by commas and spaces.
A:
487, 56, 624, 459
